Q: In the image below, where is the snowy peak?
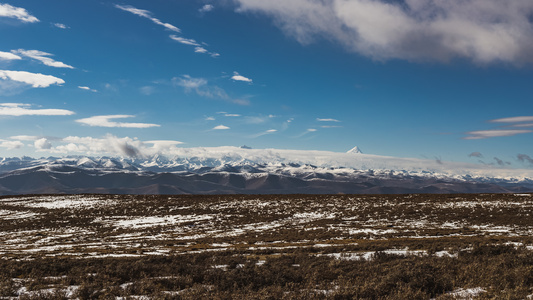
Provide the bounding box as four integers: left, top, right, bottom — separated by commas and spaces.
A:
347, 146, 363, 154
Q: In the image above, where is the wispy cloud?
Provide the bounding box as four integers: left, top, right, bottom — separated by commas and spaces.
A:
115, 4, 180, 32
217, 112, 241, 117
205, 116, 215, 121
493, 157, 510, 166
464, 129, 533, 140
194, 47, 208, 53
0, 51, 21, 60
518, 154, 533, 165
295, 128, 317, 138
78, 86, 97, 92
231, 72, 252, 83
468, 152, 483, 158
490, 116, 533, 123
0, 70, 65, 88
317, 118, 340, 122
0, 103, 74, 116
213, 125, 230, 130
510, 123, 533, 128
76, 115, 160, 128
0, 3, 39, 23
170, 35, 200, 46
250, 129, 277, 138
199, 4, 214, 13
144, 140, 183, 150
53, 23, 68, 29
13, 49, 74, 69
320, 125, 342, 128
173, 75, 249, 105
170, 35, 219, 57
235, 0, 533, 65
10, 135, 39, 141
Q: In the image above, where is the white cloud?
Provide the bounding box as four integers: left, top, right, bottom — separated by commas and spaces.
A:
0, 3, 39, 23
13, 49, 74, 69
490, 116, 533, 123
199, 4, 214, 13
173, 75, 248, 105
235, 0, 533, 65
0, 70, 65, 88
34, 138, 52, 150
170, 35, 200, 46
0, 51, 21, 60
41, 135, 184, 158
511, 123, 533, 128
53, 23, 68, 29
76, 115, 160, 128
213, 125, 230, 130
145, 140, 183, 151
464, 129, 533, 139
251, 129, 277, 138
224, 114, 241, 117
10, 135, 39, 141
140, 86, 154, 95
231, 72, 253, 83
78, 86, 97, 92
56, 135, 145, 157
317, 118, 341, 122
195, 47, 208, 53
307, 128, 317, 132
170, 35, 219, 57
205, 116, 215, 121
0, 103, 74, 116
321, 125, 342, 128
0, 140, 24, 150
174, 75, 207, 90
115, 4, 180, 32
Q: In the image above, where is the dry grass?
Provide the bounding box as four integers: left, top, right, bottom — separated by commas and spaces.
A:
1, 193, 533, 298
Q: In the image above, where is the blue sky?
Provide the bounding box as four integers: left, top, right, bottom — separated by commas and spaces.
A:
1, 0, 533, 168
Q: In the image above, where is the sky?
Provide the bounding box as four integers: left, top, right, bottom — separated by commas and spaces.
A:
1, 0, 533, 169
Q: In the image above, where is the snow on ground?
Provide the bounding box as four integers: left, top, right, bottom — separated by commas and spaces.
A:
0, 195, 115, 209
101, 214, 215, 229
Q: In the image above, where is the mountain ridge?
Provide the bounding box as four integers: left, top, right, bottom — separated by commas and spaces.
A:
0, 151, 532, 195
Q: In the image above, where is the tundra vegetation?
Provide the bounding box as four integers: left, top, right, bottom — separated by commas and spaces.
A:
1, 193, 533, 299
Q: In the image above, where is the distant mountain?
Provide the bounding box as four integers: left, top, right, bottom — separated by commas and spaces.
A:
347, 146, 363, 154
0, 147, 532, 195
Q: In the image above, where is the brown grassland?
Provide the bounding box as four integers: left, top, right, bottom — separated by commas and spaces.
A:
1, 193, 533, 299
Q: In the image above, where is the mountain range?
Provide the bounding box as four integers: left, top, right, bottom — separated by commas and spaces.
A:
1, 147, 532, 195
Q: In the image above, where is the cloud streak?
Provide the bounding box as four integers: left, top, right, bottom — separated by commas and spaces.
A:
173, 75, 249, 105
199, 4, 214, 13
490, 116, 533, 123
0, 3, 39, 23
78, 86, 97, 92
213, 125, 230, 130
317, 118, 341, 122
115, 4, 180, 32
235, 0, 533, 65
0, 70, 64, 88
76, 115, 160, 128
13, 49, 74, 69
464, 129, 533, 139
250, 129, 277, 138
0, 103, 74, 116
0, 51, 21, 60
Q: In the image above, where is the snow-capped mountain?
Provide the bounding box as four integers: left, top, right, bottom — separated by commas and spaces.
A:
347, 146, 363, 154
0, 147, 532, 195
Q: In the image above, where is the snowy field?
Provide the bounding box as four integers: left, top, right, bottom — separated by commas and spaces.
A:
1, 193, 533, 298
